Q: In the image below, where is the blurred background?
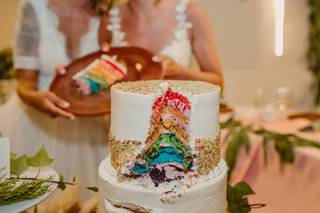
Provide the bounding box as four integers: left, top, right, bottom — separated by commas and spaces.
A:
0, 0, 314, 109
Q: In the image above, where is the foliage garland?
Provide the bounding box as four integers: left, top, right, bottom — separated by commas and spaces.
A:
308, 0, 320, 104
221, 117, 320, 179
221, 116, 320, 212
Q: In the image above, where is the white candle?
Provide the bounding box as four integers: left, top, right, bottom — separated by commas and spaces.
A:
0, 138, 10, 179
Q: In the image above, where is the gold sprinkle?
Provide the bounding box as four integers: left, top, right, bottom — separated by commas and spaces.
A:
112, 80, 220, 95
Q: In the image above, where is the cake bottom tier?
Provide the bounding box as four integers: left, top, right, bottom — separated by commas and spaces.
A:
98, 158, 227, 213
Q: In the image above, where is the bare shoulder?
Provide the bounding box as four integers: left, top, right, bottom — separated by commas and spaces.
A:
186, 1, 209, 24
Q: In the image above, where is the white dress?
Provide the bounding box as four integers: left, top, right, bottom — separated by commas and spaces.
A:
0, 0, 108, 200
107, 0, 193, 67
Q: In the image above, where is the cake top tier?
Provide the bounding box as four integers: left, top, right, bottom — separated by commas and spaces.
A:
109, 80, 221, 194
112, 80, 220, 95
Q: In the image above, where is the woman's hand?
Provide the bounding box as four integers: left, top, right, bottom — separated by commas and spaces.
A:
102, 42, 110, 52
30, 90, 75, 119
153, 55, 184, 79
56, 64, 66, 75
162, 57, 183, 78
17, 69, 75, 120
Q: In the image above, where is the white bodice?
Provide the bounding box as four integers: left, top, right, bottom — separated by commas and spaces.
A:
14, 0, 100, 90
107, 0, 193, 66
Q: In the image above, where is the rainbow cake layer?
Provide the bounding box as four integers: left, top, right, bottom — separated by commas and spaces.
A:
73, 55, 127, 95
99, 80, 227, 213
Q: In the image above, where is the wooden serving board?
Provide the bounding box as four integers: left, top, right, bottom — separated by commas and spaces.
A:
50, 47, 162, 116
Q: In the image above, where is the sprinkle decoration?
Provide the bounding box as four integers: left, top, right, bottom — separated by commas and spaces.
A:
194, 134, 221, 176
112, 80, 217, 95
109, 134, 141, 174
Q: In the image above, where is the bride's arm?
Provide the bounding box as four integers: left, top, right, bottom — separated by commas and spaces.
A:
163, 2, 224, 89
15, 1, 74, 119
17, 70, 74, 119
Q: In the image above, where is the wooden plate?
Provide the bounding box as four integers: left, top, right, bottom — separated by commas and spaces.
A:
50, 47, 162, 116
220, 103, 233, 114
288, 112, 320, 121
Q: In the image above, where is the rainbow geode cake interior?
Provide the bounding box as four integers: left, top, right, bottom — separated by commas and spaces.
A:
109, 80, 221, 188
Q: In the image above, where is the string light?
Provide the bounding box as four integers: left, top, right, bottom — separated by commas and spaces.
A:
274, 0, 285, 57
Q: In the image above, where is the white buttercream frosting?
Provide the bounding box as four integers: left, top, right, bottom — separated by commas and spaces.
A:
110, 80, 220, 143
98, 158, 227, 213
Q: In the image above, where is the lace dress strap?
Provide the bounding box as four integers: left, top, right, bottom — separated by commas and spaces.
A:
175, 0, 192, 32
161, 0, 193, 66
107, 7, 128, 47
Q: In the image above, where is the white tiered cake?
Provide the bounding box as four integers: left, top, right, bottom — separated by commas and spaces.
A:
99, 80, 227, 213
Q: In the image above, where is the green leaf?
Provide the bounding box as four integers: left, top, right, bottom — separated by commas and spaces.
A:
291, 135, 320, 148
234, 181, 255, 196
10, 152, 17, 160
227, 182, 255, 213
227, 184, 235, 201
254, 129, 274, 139
308, 0, 320, 104
262, 138, 268, 166
274, 139, 294, 163
225, 127, 251, 180
10, 155, 29, 175
225, 129, 240, 180
27, 146, 54, 167
0, 178, 49, 205
57, 175, 66, 190
240, 129, 250, 153
86, 186, 99, 192
221, 117, 241, 129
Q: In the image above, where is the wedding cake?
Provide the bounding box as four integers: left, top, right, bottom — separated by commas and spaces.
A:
98, 80, 227, 213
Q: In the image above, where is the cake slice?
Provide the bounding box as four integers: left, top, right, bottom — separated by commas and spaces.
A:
73, 55, 127, 95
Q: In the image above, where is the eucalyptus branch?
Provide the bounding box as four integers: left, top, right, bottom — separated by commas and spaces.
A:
0, 178, 50, 206
8, 177, 75, 186
1, 146, 74, 206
